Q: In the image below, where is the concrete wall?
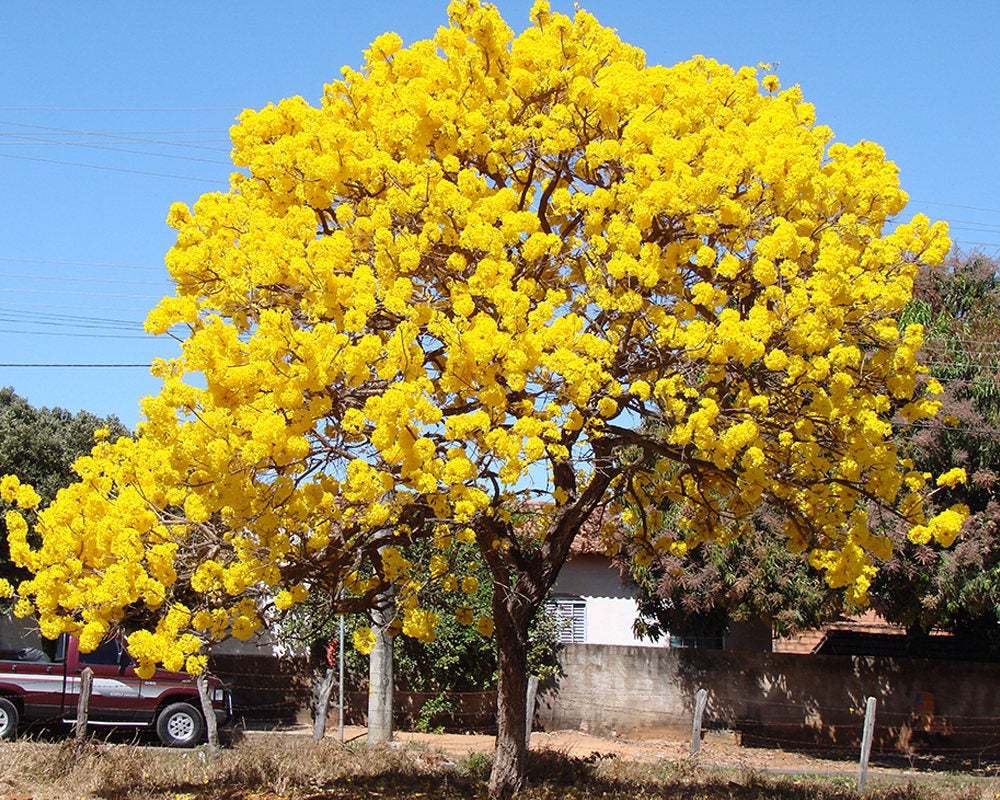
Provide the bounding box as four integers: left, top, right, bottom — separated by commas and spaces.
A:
537, 643, 1000, 752
551, 554, 666, 648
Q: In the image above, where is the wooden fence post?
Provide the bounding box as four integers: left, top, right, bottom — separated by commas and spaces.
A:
525, 676, 539, 750
313, 667, 337, 741
75, 667, 93, 742
857, 696, 877, 793
338, 614, 346, 743
689, 688, 708, 757
197, 674, 220, 753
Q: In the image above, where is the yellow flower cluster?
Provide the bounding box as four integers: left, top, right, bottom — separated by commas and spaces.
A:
935, 467, 967, 489
4, 0, 964, 667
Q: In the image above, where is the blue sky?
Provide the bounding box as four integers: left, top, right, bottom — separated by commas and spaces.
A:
1, 1, 998, 429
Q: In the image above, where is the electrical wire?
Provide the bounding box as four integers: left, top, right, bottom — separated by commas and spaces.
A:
0, 151, 227, 184
0, 134, 231, 165
912, 199, 1000, 216
953, 240, 1000, 249
0, 255, 163, 271
0, 287, 163, 298
0, 327, 159, 340
0, 316, 145, 333
0, 306, 146, 327
0, 272, 168, 287
0, 119, 230, 151
0, 363, 152, 367
0, 105, 242, 112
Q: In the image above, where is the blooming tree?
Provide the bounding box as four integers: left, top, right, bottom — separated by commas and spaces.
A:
3, 1, 964, 794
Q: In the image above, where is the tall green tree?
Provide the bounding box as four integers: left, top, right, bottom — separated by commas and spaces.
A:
873, 252, 1000, 645
632, 523, 841, 645
0, 387, 128, 582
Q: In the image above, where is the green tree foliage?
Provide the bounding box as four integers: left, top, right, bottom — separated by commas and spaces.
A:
873, 252, 1000, 644
278, 541, 559, 726
632, 525, 842, 643
0, 388, 128, 582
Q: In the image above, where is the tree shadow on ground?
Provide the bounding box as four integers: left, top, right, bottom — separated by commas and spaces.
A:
674, 648, 1000, 771
96, 749, 982, 800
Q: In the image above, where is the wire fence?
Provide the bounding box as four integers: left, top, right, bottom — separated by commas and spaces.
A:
206, 651, 1000, 778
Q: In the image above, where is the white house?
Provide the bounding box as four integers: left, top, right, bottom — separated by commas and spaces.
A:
549, 551, 667, 648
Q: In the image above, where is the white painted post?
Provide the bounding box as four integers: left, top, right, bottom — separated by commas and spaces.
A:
367, 602, 394, 745
338, 613, 346, 743
75, 667, 93, 742
857, 696, 877, 793
689, 687, 708, 757
525, 676, 539, 749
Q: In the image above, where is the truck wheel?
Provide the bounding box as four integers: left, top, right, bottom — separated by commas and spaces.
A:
0, 698, 19, 740
156, 702, 204, 748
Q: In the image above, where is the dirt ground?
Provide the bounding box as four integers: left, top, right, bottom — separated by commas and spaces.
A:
257, 724, 1000, 784
2, 728, 996, 800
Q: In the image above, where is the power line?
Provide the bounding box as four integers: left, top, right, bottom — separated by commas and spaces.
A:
0, 363, 152, 368
942, 218, 1000, 229
952, 240, 1000, 249
0, 327, 159, 340
0, 127, 222, 135
0, 256, 163, 272
0, 119, 230, 151
0, 105, 242, 112
0, 306, 145, 327
0, 287, 162, 298
912, 199, 1000, 215
0, 272, 167, 287
948, 224, 1000, 234
0, 135, 231, 165
5, 298, 158, 313
0, 151, 227, 185
0, 316, 143, 332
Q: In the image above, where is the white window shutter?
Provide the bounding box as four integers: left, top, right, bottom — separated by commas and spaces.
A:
547, 596, 587, 644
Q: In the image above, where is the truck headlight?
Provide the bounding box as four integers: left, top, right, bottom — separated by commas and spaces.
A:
213, 688, 225, 703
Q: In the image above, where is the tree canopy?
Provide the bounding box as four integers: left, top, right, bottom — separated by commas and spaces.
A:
631, 525, 842, 643
630, 253, 999, 648
873, 253, 1000, 642
0, 388, 127, 587
1, 3, 964, 793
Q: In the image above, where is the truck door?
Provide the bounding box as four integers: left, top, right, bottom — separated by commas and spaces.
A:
64, 637, 145, 725
0, 635, 67, 723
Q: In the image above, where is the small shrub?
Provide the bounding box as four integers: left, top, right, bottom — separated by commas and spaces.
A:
457, 750, 493, 779
416, 692, 457, 734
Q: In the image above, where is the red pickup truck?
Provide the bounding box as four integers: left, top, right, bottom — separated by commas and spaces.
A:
0, 633, 231, 746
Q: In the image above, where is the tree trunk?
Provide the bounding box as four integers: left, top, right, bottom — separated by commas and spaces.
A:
367, 602, 394, 745
489, 595, 531, 799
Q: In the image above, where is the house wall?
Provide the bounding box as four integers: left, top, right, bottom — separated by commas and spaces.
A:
536, 643, 1000, 752
551, 554, 666, 648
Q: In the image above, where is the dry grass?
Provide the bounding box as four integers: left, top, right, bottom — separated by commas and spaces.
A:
0, 735, 993, 800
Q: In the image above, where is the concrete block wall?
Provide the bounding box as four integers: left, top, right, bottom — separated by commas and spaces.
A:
536, 643, 1000, 752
